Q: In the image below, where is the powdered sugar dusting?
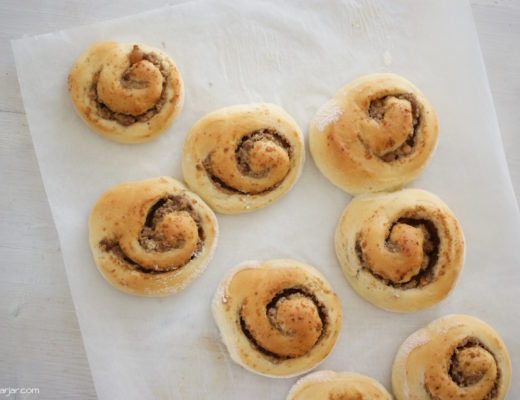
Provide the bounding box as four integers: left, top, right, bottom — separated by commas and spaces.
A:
287, 370, 337, 399
431, 317, 466, 335
399, 330, 430, 400
212, 260, 262, 310
397, 318, 468, 399
314, 101, 342, 131
399, 330, 429, 359
402, 376, 409, 400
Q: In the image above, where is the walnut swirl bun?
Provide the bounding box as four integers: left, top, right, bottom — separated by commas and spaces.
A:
88, 177, 217, 296
392, 315, 511, 400
182, 103, 304, 214
309, 73, 438, 194
212, 259, 342, 377
335, 189, 464, 312
68, 42, 184, 143
287, 370, 392, 400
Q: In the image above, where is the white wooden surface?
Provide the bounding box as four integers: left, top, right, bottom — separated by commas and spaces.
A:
0, 1, 518, 398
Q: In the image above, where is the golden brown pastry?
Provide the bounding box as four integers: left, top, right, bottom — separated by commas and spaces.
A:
287, 370, 392, 400
335, 189, 464, 312
182, 103, 304, 214
309, 73, 438, 194
392, 315, 511, 400
88, 177, 217, 296
212, 259, 341, 377
68, 42, 184, 143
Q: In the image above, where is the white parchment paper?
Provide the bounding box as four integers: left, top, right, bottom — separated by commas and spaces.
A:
12, 0, 520, 398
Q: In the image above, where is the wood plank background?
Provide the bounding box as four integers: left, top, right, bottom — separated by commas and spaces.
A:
1, 0, 518, 398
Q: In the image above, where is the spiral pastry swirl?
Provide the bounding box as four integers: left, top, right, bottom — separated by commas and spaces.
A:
287, 371, 392, 400
212, 259, 341, 377
182, 103, 304, 213
68, 42, 184, 143
392, 315, 511, 400
335, 189, 464, 312
88, 177, 218, 296
309, 73, 438, 194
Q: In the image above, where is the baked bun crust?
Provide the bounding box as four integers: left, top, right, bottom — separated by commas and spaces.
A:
182, 103, 304, 213
212, 259, 341, 377
392, 314, 511, 400
287, 370, 392, 400
88, 177, 217, 296
335, 189, 464, 312
309, 73, 438, 194
68, 42, 184, 143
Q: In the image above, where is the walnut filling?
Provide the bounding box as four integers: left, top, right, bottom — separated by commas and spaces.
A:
98, 195, 204, 274
235, 129, 292, 178
355, 218, 440, 289
88, 45, 170, 126
138, 195, 204, 253
239, 287, 328, 362
367, 93, 421, 162
203, 129, 293, 194
432, 337, 500, 400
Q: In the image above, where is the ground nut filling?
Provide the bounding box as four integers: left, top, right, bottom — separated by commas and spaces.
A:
235, 129, 292, 178
203, 128, 293, 194
88, 45, 170, 126
367, 93, 421, 162
449, 337, 500, 400
426, 337, 501, 400
138, 195, 205, 253
99, 195, 205, 274
355, 216, 440, 289
239, 287, 328, 362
